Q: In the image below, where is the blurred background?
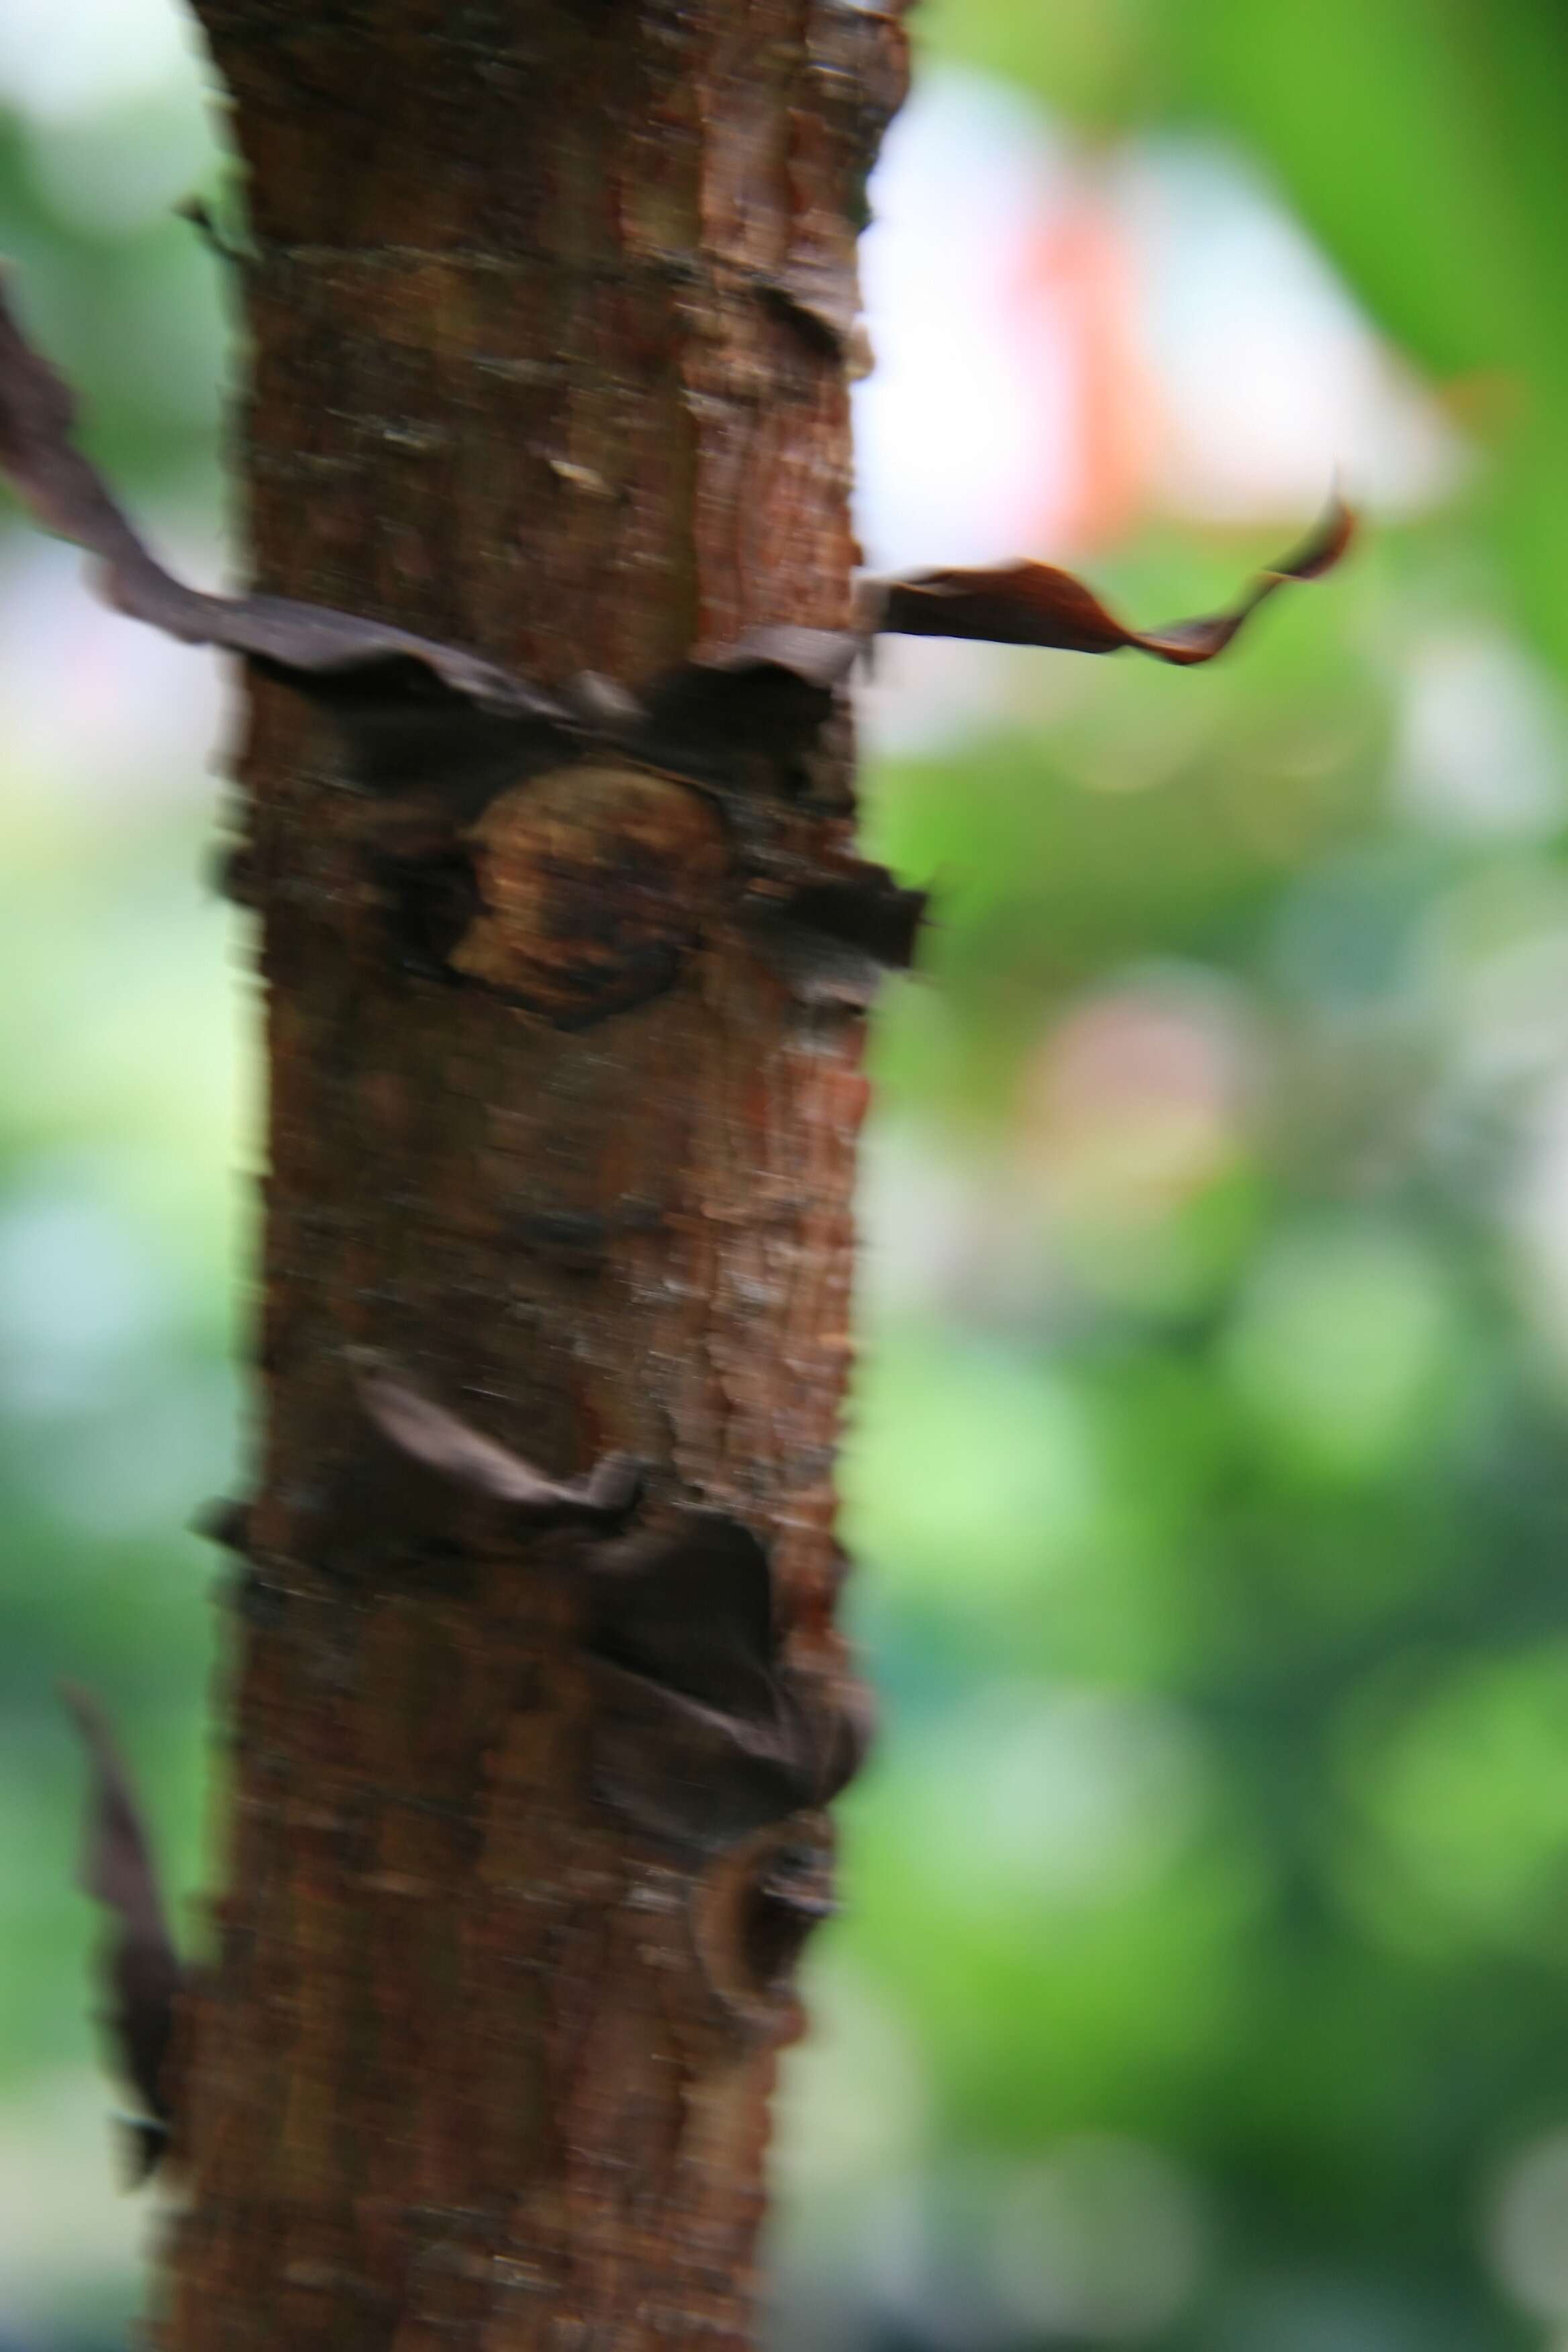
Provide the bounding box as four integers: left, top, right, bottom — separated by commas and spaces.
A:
5, 2, 1568, 2347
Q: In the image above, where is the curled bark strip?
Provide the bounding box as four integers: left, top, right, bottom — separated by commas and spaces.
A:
351, 1350, 643, 1524
0, 276, 849, 780
193, 1496, 252, 1554
695, 626, 863, 694
740, 854, 928, 1006
587, 1513, 778, 1706
0, 279, 1346, 836
60, 1683, 183, 2178
861, 495, 1355, 661
759, 267, 856, 358
0, 281, 564, 726
743, 922, 888, 1011
583, 1514, 873, 1853
751, 859, 928, 969
638, 626, 861, 764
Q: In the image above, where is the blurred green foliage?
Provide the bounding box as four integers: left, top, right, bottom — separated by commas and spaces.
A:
6, 5, 1568, 2352
920, 0, 1568, 676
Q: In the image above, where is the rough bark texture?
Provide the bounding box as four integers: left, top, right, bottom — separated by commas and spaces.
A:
160, 6, 908, 2348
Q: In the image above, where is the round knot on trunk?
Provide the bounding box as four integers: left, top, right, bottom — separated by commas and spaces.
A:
451, 763, 726, 1026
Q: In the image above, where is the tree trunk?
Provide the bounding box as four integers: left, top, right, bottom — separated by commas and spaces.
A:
159, 6, 908, 2347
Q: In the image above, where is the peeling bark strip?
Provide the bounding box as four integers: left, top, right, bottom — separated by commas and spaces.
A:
352, 1352, 645, 1524
351, 1356, 871, 1851
861, 495, 1353, 660
0, 273, 1350, 715
0, 285, 558, 720
0, 269, 1345, 1026
61, 1685, 185, 2180
1, 2, 1353, 2344
583, 1512, 873, 1853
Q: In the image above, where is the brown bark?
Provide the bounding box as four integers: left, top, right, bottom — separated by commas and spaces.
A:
158, 6, 908, 2349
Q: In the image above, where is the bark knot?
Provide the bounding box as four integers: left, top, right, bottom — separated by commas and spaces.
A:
450, 763, 726, 1024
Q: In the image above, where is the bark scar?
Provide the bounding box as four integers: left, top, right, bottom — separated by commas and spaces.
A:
689, 1816, 840, 2038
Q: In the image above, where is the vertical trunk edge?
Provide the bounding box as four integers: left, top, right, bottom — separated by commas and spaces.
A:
158, 5, 908, 2348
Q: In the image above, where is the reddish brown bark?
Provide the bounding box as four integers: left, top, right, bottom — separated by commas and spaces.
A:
157, 6, 908, 2348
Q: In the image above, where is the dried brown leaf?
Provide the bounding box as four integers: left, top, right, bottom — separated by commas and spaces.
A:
862, 495, 1355, 663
